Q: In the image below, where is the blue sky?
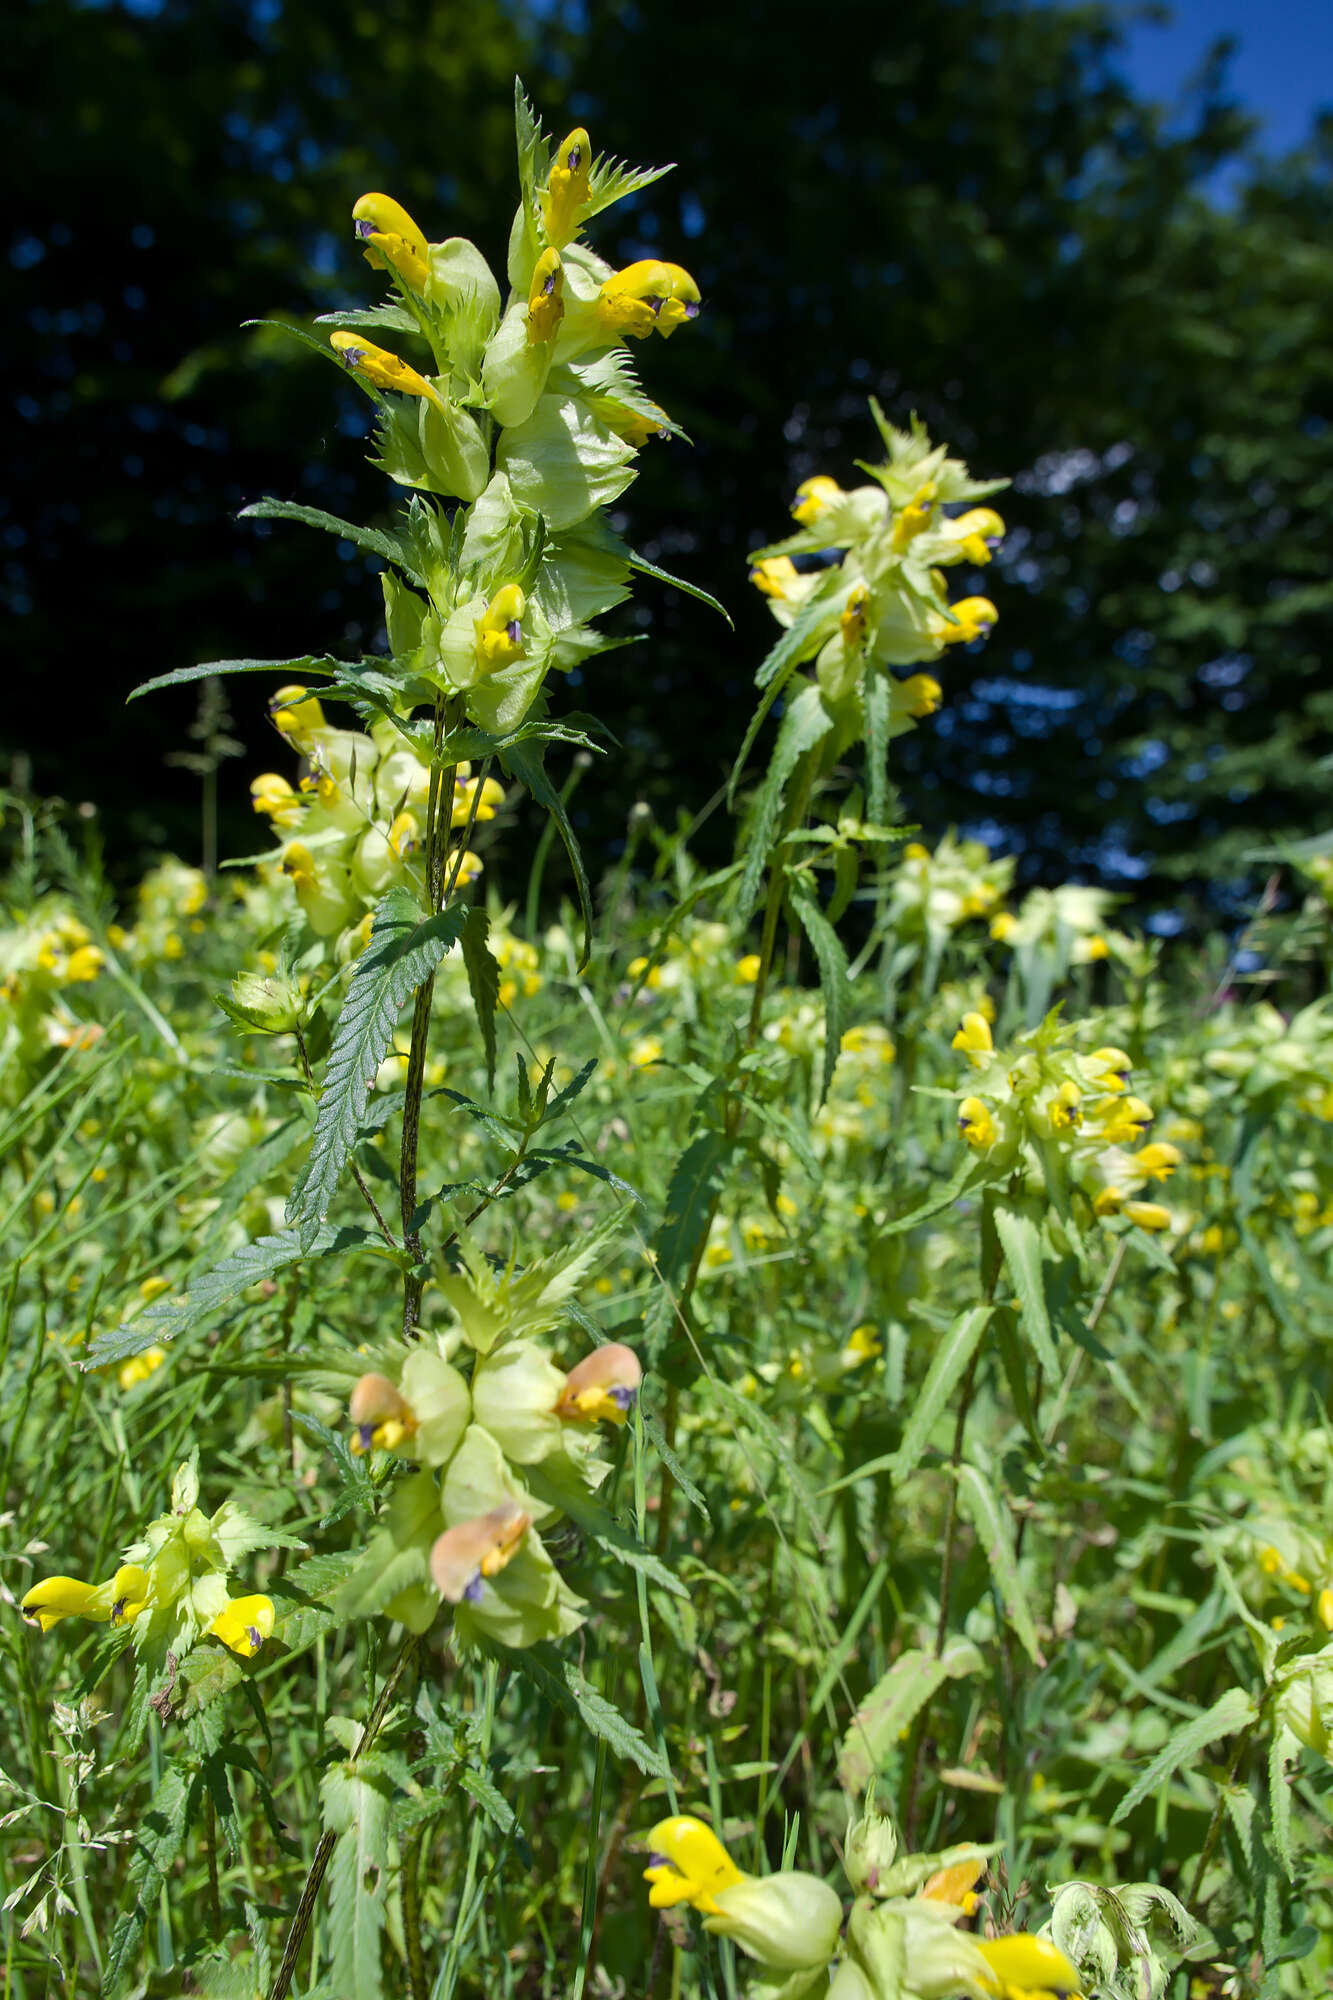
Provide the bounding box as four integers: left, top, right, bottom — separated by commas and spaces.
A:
1112, 0, 1333, 155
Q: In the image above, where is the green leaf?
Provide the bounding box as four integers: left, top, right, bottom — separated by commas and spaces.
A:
315, 303, 419, 336
238, 497, 423, 582
788, 882, 850, 1107
954, 1462, 1043, 1665
862, 666, 891, 826
736, 682, 834, 915
1110, 1687, 1256, 1826
875, 1151, 978, 1237
837, 1638, 984, 1794
505, 1643, 667, 1778
994, 1201, 1059, 1376
127, 654, 353, 703
500, 737, 596, 969
84, 1227, 341, 1365
628, 549, 732, 626
459, 904, 500, 1092
103, 1765, 192, 1995
642, 1411, 711, 1526
323, 1763, 391, 2000
714, 1379, 829, 1557
888, 1305, 991, 1484
645, 1127, 735, 1366
286, 889, 467, 1236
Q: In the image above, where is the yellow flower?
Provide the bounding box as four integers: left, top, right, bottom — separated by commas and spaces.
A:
629, 1035, 663, 1070
527, 248, 565, 345
542, 127, 592, 246
250, 772, 303, 827
735, 953, 762, 983
269, 684, 325, 739
329, 331, 445, 409
387, 811, 420, 861
951, 1012, 993, 1063
555, 1342, 642, 1424
1088, 1046, 1132, 1092
844, 1324, 883, 1366
449, 849, 484, 890
1318, 1588, 1333, 1631
937, 596, 998, 645
118, 1345, 167, 1391
750, 556, 799, 599
209, 1594, 275, 1659
349, 1372, 419, 1455
430, 1503, 531, 1603
453, 776, 506, 827
597, 260, 701, 339
21, 1563, 151, 1634
644, 1817, 843, 1972
1123, 1200, 1171, 1232
891, 483, 936, 549
900, 673, 943, 717
643, 1816, 749, 1915
1049, 1081, 1083, 1133
1132, 1142, 1182, 1182
65, 945, 103, 983
352, 192, 430, 290
990, 911, 1017, 942
475, 584, 527, 671
840, 582, 872, 649
958, 1097, 997, 1150
791, 475, 842, 527
976, 1935, 1081, 1999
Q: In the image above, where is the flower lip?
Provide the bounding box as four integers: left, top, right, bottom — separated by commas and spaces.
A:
354, 218, 376, 239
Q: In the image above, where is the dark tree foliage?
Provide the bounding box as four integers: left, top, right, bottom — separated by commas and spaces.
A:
5, 0, 1331, 922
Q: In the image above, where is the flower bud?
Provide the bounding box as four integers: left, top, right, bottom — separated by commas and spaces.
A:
843, 1807, 899, 1894
430, 1502, 531, 1604
703, 1871, 844, 1971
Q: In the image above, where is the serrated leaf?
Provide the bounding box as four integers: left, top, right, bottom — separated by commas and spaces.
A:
505, 1644, 667, 1778
889, 1305, 991, 1484
500, 738, 595, 969
315, 303, 419, 336
103, 1765, 192, 1995
789, 882, 849, 1107
645, 1127, 734, 1364
838, 1638, 984, 1794
238, 497, 423, 583
459, 904, 500, 1091
876, 1152, 978, 1238
1110, 1687, 1256, 1826
323, 1766, 391, 2000
642, 1412, 711, 1525
286, 890, 467, 1234
84, 1226, 340, 1366
954, 1462, 1043, 1665
736, 683, 834, 915
127, 655, 353, 703
994, 1202, 1059, 1376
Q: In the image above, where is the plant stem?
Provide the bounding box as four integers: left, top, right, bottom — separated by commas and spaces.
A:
267, 1634, 420, 2000
1188, 1720, 1255, 1906
401, 1821, 428, 2000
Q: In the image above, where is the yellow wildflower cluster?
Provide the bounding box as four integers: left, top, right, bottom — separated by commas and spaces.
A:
886, 836, 1015, 952
0, 904, 106, 1070
105, 856, 209, 969
952, 1010, 1183, 1231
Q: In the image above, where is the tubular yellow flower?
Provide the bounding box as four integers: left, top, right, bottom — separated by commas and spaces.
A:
844, 1324, 883, 1365
118, 1345, 167, 1390
792, 475, 842, 527
352, 192, 430, 289
900, 673, 943, 717
453, 776, 506, 827
644, 1817, 745, 1915
269, 685, 325, 739
1093, 1186, 1123, 1217
840, 582, 872, 649
952, 1012, 994, 1063
976, 1935, 1081, 1999
430, 1503, 531, 1604
527, 248, 565, 345
1049, 1080, 1083, 1132
475, 584, 527, 671
938, 506, 1005, 564
921, 1855, 985, 1914
21, 1575, 103, 1633
597, 260, 701, 339
210, 1594, 275, 1659
542, 127, 592, 246
1132, 1142, 1182, 1181
279, 843, 317, 894
735, 953, 762, 983
555, 1343, 643, 1424
1097, 1095, 1154, 1145
450, 849, 484, 890
251, 772, 304, 827
750, 555, 800, 599
1123, 1200, 1172, 1232
387, 811, 421, 861
958, 1097, 998, 1150
64, 945, 103, 983
329, 331, 445, 409
1089, 1046, 1132, 1091
349, 1372, 417, 1455
891, 483, 937, 549
1318, 1588, 1333, 1632
109, 1564, 152, 1626
939, 596, 999, 645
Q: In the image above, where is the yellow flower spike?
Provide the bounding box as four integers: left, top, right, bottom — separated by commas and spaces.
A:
750, 555, 800, 599
1132, 1142, 1182, 1182
475, 584, 527, 671
1050, 1080, 1083, 1133
430, 1503, 531, 1604
352, 193, 429, 272
596, 260, 701, 339
387, 811, 421, 861
542, 126, 592, 246
952, 1012, 994, 1062
555, 1343, 643, 1425
269, 684, 325, 738
251, 773, 304, 827
1317, 1588, 1333, 1631
64, 945, 103, 983
976, 1935, 1081, 1998
840, 582, 872, 649
643, 1815, 746, 1915
527, 248, 566, 346
958, 1097, 998, 1150
900, 673, 943, 717
939, 596, 999, 644
329, 331, 445, 410
891, 483, 937, 550
348, 1371, 417, 1455
791, 475, 842, 527
210, 1594, 275, 1660
21, 1575, 104, 1633
1123, 1200, 1172, 1232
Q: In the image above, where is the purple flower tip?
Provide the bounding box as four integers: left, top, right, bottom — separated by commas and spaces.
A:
567, 148, 582, 172
463, 1572, 485, 1604
609, 1385, 637, 1410
506, 619, 523, 644
684, 300, 700, 318
357, 1422, 376, 1450
247, 1626, 262, 1652
354, 218, 376, 239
